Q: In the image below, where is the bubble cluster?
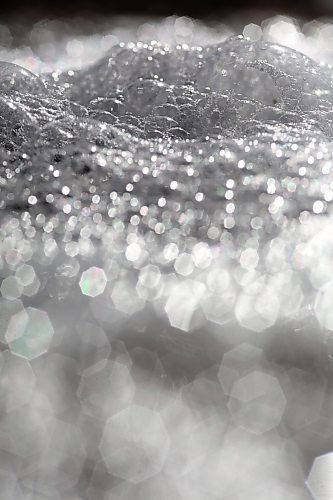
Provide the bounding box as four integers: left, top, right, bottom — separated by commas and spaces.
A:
0, 14, 333, 500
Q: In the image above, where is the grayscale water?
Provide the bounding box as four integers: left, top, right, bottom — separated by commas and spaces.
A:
0, 15, 333, 499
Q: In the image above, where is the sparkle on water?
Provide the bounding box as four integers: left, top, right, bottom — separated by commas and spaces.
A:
0, 13, 333, 499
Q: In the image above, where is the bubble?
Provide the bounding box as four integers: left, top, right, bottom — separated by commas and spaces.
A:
1, 276, 23, 300
99, 404, 170, 483
0, 61, 47, 95
0, 350, 36, 411
79, 266, 107, 297
165, 280, 206, 332
307, 452, 333, 500
77, 359, 136, 420
228, 371, 286, 434
5, 307, 54, 360
1, 15, 333, 500
111, 280, 145, 315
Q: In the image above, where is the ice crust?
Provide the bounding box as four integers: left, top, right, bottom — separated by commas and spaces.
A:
1, 20, 333, 499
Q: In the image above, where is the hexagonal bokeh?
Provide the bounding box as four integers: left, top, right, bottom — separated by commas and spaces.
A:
77, 359, 136, 420
235, 283, 280, 332
5, 307, 54, 360
22, 274, 41, 298
79, 266, 107, 297
307, 452, 333, 499
192, 242, 212, 270
136, 265, 162, 301
0, 298, 24, 343
161, 397, 200, 478
111, 279, 145, 315
218, 343, 264, 395
164, 280, 205, 332
281, 368, 325, 431
99, 404, 170, 483
0, 350, 36, 412
0, 276, 23, 300
228, 370, 286, 434
161, 394, 228, 479
174, 253, 194, 276
22, 419, 87, 495
0, 394, 52, 459
138, 265, 161, 289
15, 264, 36, 287
200, 290, 235, 325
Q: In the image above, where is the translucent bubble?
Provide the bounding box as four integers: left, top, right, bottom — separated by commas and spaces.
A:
0, 350, 36, 411
307, 452, 333, 500
0, 61, 47, 95
99, 404, 170, 483
5, 307, 54, 360
228, 371, 286, 434
79, 266, 107, 297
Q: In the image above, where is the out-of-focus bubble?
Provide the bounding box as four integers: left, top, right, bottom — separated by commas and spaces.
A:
15, 264, 35, 286
307, 452, 333, 499
22, 273, 41, 297
165, 280, 206, 332
200, 289, 235, 325
174, 253, 194, 277
0, 350, 36, 412
228, 370, 286, 434
6, 307, 54, 360
218, 343, 264, 395
79, 266, 107, 297
77, 359, 135, 420
0, 297, 24, 343
1, 276, 23, 300
138, 264, 161, 288
192, 242, 212, 269
22, 419, 87, 495
0, 395, 52, 458
235, 282, 280, 332
99, 403, 170, 483
281, 368, 325, 430
111, 279, 146, 315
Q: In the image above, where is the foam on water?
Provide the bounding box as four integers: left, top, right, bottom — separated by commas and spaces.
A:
1, 35, 333, 319
1, 17, 333, 499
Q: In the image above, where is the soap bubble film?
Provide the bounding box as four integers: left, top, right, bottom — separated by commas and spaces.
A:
1, 13, 333, 499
